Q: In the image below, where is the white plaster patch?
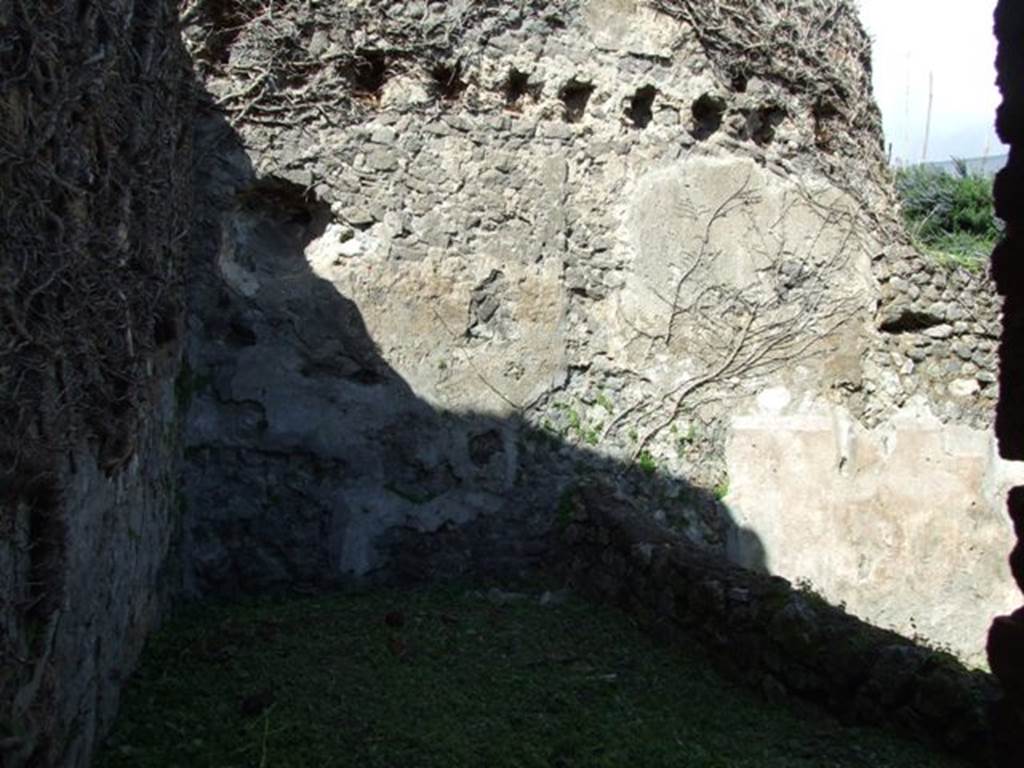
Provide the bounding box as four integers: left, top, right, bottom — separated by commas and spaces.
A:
584, 0, 680, 57
305, 222, 359, 272
725, 402, 1019, 667
756, 386, 792, 415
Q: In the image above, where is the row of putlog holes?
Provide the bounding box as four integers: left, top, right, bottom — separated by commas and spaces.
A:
346, 49, 792, 143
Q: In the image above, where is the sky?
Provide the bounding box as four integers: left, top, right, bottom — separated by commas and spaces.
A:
855, 0, 1006, 165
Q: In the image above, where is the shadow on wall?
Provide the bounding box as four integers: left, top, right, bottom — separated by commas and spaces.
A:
178, 103, 1000, 768
182, 109, 767, 595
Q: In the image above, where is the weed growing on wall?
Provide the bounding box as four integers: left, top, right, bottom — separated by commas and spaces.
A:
895, 161, 1002, 271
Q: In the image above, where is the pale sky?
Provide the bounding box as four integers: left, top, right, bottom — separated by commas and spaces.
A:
855, 0, 1006, 165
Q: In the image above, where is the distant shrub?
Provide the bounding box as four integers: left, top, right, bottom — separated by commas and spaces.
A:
894, 160, 1001, 270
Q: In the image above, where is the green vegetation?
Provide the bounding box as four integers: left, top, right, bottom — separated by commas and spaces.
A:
554, 402, 582, 434
637, 450, 658, 476
894, 160, 1001, 271
673, 422, 700, 458
97, 587, 966, 768
551, 400, 604, 447
594, 391, 615, 414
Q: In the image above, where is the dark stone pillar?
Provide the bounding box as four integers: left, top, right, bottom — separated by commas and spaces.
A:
989, 3, 1024, 765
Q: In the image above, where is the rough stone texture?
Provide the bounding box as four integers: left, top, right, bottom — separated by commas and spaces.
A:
182, 120, 558, 592
564, 485, 997, 764
180, 0, 877, 589
174, 0, 1007, 667
989, 0, 1024, 764
868, 249, 999, 428
177, 0, 1013, 667
0, 0, 1012, 764
726, 401, 1023, 666
0, 1, 192, 765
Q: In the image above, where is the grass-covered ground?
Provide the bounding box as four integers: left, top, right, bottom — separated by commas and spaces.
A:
97, 586, 968, 768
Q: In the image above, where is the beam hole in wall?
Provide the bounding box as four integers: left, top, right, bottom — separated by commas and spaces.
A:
504, 68, 541, 110
559, 79, 595, 123
691, 93, 727, 140
430, 60, 468, 101
543, 13, 567, 29
812, 99, 842, 152
343, 48, 388, 98
745, 105, 786, 145
626, 85, 657, 129
878, 310, 946, 335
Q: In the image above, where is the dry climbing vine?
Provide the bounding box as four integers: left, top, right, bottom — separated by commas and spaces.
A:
178, 0, 557, 126
1, 0, 190, 507
0, 2, 190, 761
604, 175, 869, 463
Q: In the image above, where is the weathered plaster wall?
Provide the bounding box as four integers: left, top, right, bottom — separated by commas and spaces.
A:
0, 2, 192, 765
0, 1, 1012, 764
727, 402, 1022, 666
180, 0, 1010, 663
989, 0, 1024, 764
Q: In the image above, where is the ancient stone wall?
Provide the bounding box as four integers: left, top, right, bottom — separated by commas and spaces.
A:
179, 0, 1015, 665
563, 485, 995, 763
989, 1, 1024, 764
0, 1, 192, 765
871, 249, 998, 425
0, 1, 1013, 764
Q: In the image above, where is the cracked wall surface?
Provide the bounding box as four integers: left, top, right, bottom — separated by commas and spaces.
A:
0, 2, 1014, 765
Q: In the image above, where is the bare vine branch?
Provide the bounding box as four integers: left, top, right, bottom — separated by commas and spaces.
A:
602, 177, 869, 469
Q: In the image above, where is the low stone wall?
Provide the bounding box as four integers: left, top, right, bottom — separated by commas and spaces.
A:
563, 486, 996, 763
869, 245, 998, 428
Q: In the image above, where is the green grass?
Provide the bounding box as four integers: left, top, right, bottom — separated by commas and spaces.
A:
97, 587, 967, 768
915, 231, 995, 273
637, 450, 657, 476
